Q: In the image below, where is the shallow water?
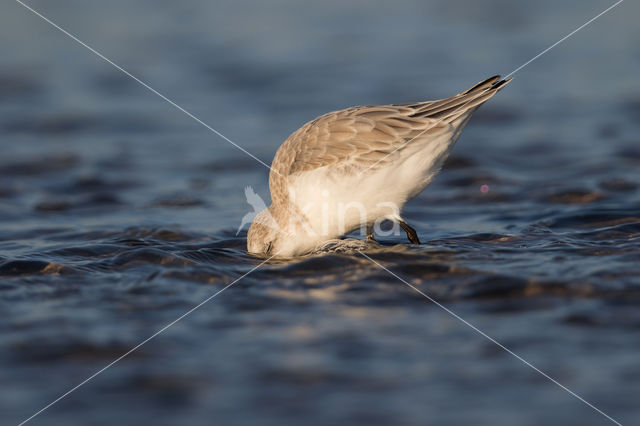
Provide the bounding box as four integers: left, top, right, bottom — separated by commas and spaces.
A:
2, 0, 640, 425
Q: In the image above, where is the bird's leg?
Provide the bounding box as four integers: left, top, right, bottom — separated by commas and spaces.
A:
398, 220, 421, 244
366, 224, 376, 242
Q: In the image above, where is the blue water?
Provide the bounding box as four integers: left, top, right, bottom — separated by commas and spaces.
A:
1, 0, 639, 425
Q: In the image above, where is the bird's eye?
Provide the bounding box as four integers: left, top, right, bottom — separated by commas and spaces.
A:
265, 242, 273, 255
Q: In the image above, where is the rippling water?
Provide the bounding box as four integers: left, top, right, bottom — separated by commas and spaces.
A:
2, 0, 640, 425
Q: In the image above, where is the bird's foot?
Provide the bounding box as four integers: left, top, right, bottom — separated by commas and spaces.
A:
399, 220, 421, 245
365, 225, 376, 242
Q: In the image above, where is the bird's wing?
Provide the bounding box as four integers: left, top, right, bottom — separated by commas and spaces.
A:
270, 75, 510, 181
272, 106, 446, 177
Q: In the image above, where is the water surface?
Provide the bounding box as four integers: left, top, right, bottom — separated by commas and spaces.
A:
1, 0, 639, 425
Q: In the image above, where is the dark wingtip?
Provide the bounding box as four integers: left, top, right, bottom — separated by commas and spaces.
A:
462, 75, 502, 94
490, 77, 513, 91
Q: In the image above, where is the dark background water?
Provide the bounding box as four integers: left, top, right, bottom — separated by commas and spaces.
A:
1, 0, 639, 425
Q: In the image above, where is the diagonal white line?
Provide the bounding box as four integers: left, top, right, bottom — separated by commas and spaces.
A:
357, 251, 623, 426
13, 1, 627, 425
14, 0, 281, 176
357, 0, 624, 177
505, 0, 624, 78
18, 255, 275, 426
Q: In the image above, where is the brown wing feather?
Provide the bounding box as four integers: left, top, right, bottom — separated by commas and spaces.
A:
272, 107, 446, 176
269, 76, 510, 200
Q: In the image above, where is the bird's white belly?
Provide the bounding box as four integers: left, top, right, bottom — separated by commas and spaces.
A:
288, 138, 454, 239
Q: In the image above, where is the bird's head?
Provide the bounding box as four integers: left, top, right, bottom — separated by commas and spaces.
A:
246, 207, 322, 258
247, 208, 281, 256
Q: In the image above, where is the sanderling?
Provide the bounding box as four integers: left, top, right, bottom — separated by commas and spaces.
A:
248, 75, 511, 257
